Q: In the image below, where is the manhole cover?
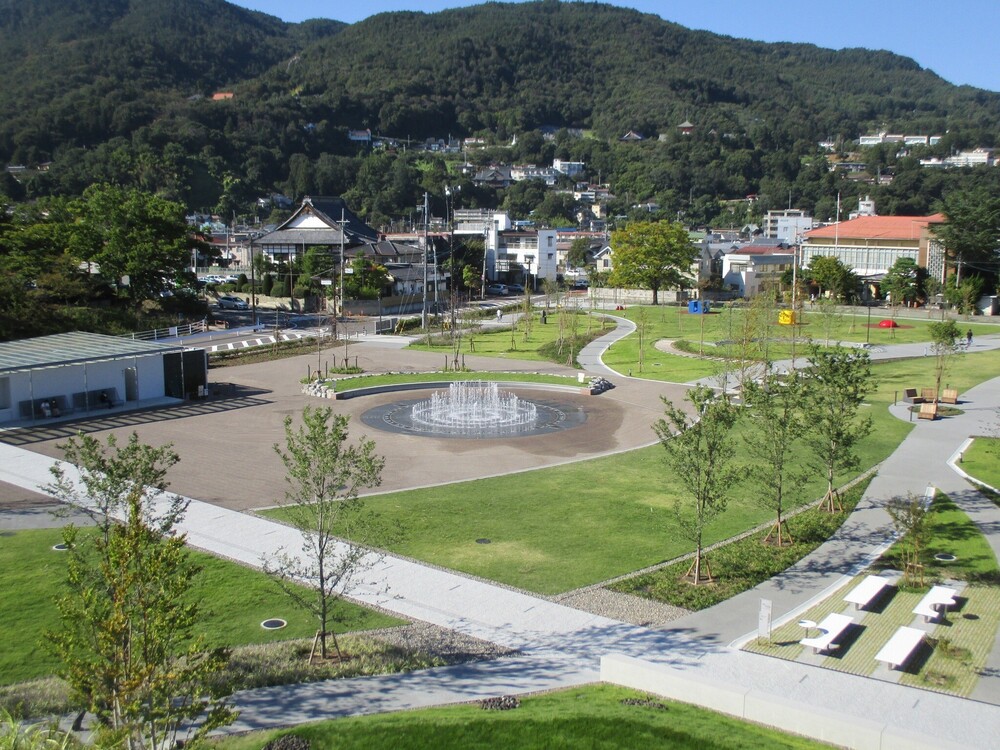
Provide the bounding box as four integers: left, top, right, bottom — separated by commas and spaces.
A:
52, 543, 69, 551
934, 553, 957, 562
476, 538, 491, 544
260, 618, 287, 630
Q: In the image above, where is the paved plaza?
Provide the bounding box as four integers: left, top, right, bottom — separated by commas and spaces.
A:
2, 319, 1000, 747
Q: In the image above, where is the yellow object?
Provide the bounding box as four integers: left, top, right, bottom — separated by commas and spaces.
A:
778, 309, 797, 325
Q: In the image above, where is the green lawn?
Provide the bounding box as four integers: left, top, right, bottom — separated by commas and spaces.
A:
331, 371, 582, 392
265, 351, 928, 595
962, 437, 1000, 490
211, 684, 826, 750
600, 305, 999, 383
407, 308, 614, 364
0, 528, 403, 686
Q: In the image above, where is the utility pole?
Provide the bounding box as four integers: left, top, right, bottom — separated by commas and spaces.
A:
421, 192, 429, 329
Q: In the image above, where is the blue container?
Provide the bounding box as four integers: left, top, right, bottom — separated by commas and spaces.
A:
688, 300, 701, 313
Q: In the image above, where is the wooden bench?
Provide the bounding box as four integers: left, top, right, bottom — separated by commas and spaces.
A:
800, 612, 854, 654
902, 388, 922, 404
72, 387, 122, 411
918, 402, 938, 420
913, 585, 957, 623
843, 575, 890, 611
875, 626, 925, 671
940, 388, 959, 405
920, 387, 937, 402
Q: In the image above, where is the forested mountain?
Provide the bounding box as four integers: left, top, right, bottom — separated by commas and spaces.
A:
0, 0, 342, 163
3, 0, 1000, 223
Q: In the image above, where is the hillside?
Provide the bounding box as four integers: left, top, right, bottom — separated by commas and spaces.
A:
0, 0, 342, 162
2, 0, 999, 220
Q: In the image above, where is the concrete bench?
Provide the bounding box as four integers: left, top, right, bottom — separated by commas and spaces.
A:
902, 388, 922, 404
875, 626, 925, 670
918, 402, 937, 420
913, 585, 957, 623
800, 612, 854, 654
940, 388, 959, 405
843, 575, 890, 611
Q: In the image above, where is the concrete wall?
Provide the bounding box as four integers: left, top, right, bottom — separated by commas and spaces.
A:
600, 654, 967, 750
588, 287, 689, 305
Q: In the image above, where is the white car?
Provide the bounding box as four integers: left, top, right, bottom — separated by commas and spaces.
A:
217, 295, 248, 310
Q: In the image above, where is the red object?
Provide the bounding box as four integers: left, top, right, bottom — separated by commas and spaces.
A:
878, 319, 898, 328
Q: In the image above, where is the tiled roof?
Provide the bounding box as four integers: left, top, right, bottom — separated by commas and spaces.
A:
805, 214, 944, 241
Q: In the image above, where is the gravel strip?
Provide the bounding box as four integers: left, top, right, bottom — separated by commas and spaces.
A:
554, 588, 691, 627
366, 622, 520, 664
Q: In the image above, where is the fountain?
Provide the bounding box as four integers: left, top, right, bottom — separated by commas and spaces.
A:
361, 379, 586, 439
411, 380, 538, 435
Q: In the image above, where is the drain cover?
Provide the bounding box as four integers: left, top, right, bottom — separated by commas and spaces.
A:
476, 538, 491, 544
261, 618, 287, 630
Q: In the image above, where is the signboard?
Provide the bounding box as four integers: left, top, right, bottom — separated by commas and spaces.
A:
320, 279, 333, 286
758, 598, 772, 641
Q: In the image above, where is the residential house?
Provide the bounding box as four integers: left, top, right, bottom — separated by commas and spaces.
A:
721, 249, 795, 297
252, 196, 378, 267
553, 160, 585, 177
472, 166, 514, 189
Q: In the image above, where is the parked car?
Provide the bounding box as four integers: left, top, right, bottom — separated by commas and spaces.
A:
505, 283, 525, 294
572, 278, 589, 289
485, 283, 509, 296
217, 295, 248, 310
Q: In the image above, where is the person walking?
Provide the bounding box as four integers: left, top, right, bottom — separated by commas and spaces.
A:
496, 308, 502, 322
967, 329, 973, 347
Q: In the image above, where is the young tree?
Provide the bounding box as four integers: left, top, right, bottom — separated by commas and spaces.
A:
886, 493, 934, 586
742, 371, 808, 545
928, 319, 962, 402
46, 434, 234, 750
653, 386, 741, 584
267, 407, 391, 661
801, 346, 875, 512
609, 220, 696, 304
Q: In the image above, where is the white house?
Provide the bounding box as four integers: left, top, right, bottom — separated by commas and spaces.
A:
721, 251, 795, 297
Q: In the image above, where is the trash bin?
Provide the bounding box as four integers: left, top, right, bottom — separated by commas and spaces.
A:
688, 300, 701, 314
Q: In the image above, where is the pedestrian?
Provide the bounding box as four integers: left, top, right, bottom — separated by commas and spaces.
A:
496, 308, 502, 321
966, 329, 973, 347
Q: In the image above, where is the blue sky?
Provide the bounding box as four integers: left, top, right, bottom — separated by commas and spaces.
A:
230, 0, 999, 92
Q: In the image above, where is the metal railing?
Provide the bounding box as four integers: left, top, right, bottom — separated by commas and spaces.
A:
125, 319, 208, 341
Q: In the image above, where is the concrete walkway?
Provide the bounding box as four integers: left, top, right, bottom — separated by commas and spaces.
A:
2, 319, 1000, 745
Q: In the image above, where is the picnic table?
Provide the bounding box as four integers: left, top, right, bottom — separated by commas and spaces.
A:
875, 626, 925, 670
800, 612, 854, 654
843, 575, 890, 611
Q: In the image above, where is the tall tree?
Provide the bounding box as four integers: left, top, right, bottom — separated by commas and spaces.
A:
653, 385, 740, 584
266, 407, 391, 661
46, 434, 234, 750
609, 221, 696, 304
801, 346, 875, 512
806, 255, 856, 301
932, 188, 1000, 282
70, 184, 206, 308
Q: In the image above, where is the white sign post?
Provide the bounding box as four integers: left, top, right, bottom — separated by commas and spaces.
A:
758, 598, 773, 642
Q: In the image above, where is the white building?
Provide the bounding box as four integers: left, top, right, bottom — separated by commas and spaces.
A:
486, 225, 558, 286
721, 252, 794, 296
764, 209, 813, 243
553, 159, 585, 177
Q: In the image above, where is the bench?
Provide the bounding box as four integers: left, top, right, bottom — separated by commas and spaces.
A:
902, 388, 922, 404
918, 402, 938, 420
913, 585, 957, 623
800, 612, 854, 654
843, 575, 890, 611
17, 395, 73, 419
940, 388, 959, 405
72, 388, 122, 411
920, 387, 937, 402
875, 626, 925, 671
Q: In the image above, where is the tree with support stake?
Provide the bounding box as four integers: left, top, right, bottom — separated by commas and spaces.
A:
801, 346, 875, 513
265, 407, 396, 663
742, 371, 808, 546
653, 385, 740, 585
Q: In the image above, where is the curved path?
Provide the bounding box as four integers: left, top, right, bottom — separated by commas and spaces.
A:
1, 322, 999, 745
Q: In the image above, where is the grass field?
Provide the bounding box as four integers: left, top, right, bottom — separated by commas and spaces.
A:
262, 350, 1000, 595
0, 527, 403, 686
210, 684, 827, 750
600, 305, 999, 383
962, 437, 1000, 489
